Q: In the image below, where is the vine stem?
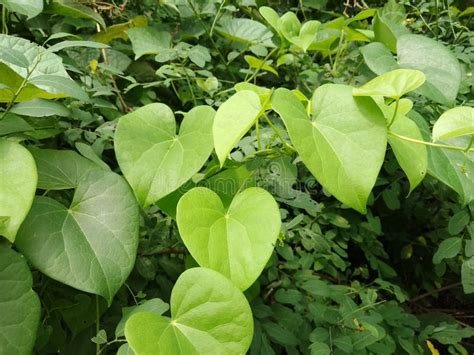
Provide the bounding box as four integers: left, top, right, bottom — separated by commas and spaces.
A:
389, 132, 474, 152
464, 136, 474, 152
387, 97, 400, 129
95, 295, 100, 355
2, 5, 7, 34
255, 117, 262, 150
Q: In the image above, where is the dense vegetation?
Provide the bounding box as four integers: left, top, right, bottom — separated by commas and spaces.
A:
0, 0, 473, 354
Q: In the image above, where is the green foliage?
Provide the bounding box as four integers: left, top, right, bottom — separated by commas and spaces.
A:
0, 0, 473, 353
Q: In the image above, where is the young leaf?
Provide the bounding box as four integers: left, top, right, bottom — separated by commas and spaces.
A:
244, 55, 278, 76
272, 86, 387, 213
125, 268, 254, 355
115, 104, 215, 207
278, 12, 320, 52
15, 170, 139, 304
0, 140, 37, 242
353, 69, 426, 99
397, 34, 461, 104
259, 6, 280, 33
177, 187, 281, 291
360, 42, 398, 75
0, 245, 40, 354
432, 107, 474, 142
116, 299, 169, 338
213, 90, 262, 166
432, 237, 462, 264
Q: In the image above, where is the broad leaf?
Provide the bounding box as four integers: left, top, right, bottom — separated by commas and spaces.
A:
125, 267, 254, 355
259, 6, 280, 33
127, 27, 172, 59
373, 11, 408, 53
433, 237, 462, 264
15, 170, 139, 304
272, 86, 387, 213
115, 104, 215, 207
177, 187, 281, 291
397, 34, 461, 104
29, 75, 89, 102
353, 69, 425, 99
217, 19, 274, 46
213, 90, 262, 166
45, 0, 106, 28
278, 12, 320, 52
0, 114, 33, 136
360, 42, 399, 75
0, 245, 40, 355
0, 0, 43, 19
0, 140, 37, 242
10, 99, 70, 117
433, 107, 474, 142
29, 148, 104, 190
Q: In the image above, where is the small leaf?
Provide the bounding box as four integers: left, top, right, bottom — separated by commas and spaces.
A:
353, 69, 426, 99
0, 140, 37, 242
244, 55, 278, 76
10, 99, 70, 117
115, 104, 215, 207
432, 237, 462, 264
0, 245, 40, 354
127, 27, 172, 59
125, 268, 253, 355
259, 6, 280, 32
360, 42, 398, 75
461, 257, 474, 294
213, 90, 262, 166
177, 187, 281, 291
448, 210, 470, 235
91, 329, 107, 345
46, 40, 108, 53
433, 107, 474, 142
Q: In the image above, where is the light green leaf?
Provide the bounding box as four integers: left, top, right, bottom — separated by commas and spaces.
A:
433, 107, 474, 142
397, 34, 461, 104
462, 258, 474, 294
0, 245, 40, 355
353, 69, 426, 99
217, 18, 274, 46
279, 12, 320, 52
125, 267, 254, 355
0, 47, 29, 68
0, 140, 37, 243
116, 299, 169, 338
46, 40, 108, 53
411, 112, 474, 204
45, 0, 106, 28
272, 86, 387, 213
126, 27, 172, 59
259, 6, 280, 32
115, 104, 215, 207
213, 90, 261, 166
360, 42, 398, 75
373, 11, 408, 53
433, 237, 462, 264
29, 148, 105, 190
29, 75, 89, 101
0, 0, 43, 19
15, 170, 139, 304
177, 187, 281, 291
244, 55, 278, 76
75, 142, 110, 171
10, 98, 70, 117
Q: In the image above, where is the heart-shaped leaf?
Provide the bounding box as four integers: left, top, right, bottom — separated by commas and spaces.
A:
279, 12, 320, 52
0, 245, 40, 355
177, 187, 281, 291
115, 104, 215, 207
272, 86, 387, 213
15, 170, 139, 304
125, 267, 253, 355
433, 107, 474, 142
353, 69, 425, 99
0, 139, 37, 242
1, 0, 43, 19
213, 90, 262, 166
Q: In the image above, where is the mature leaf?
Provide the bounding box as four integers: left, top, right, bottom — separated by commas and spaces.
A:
125, 268, 254, 355
432, 237, 462, 264
45, 0, 106, 28
15, 170, 139, 304
46, 40, 108, 53
373, 11, 408, 52
116, 299, 169, 338
213, 90, 261, 166
360, 42, 399, 75
0, 245, 40, 355
127, 27, 172, 59
448, 210, 470, 235
0, 0, 43, 19
272, 86, 387, 213
217, 19, 274, 46
353, 69, 426, 99
0, 114, 34, 136
397, 34, 461, 104
0, 47, 29, 68
433, 107, 474, 142
177, 187, 281, 291
29, 75, 89, 101
115, 104, 215, 207
462, 258, 474, 294
29, 148, 104, 190
0, 140, 37, 242
10, 99, 70, 117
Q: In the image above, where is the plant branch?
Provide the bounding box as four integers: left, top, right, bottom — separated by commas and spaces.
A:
388, 132, 474, 152
409, 282, 462, 303
387, 98, 399, 129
